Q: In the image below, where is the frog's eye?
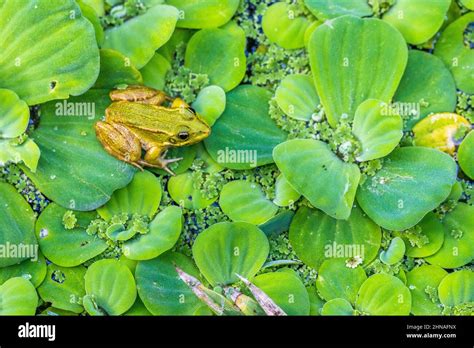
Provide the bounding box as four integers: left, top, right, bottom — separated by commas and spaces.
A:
178, 131, 189, 140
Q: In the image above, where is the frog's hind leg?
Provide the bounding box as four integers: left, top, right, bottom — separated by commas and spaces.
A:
94, 121, 143, 170
109, 85, 170, 106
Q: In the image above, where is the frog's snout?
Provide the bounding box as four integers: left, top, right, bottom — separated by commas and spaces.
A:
196, 127, 211, 141
196, 120, 211, 139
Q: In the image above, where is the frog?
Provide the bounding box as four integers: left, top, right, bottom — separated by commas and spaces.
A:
95, 85, 211, 175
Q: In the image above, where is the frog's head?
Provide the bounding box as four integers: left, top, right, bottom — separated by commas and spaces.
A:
171, 107, 211, 146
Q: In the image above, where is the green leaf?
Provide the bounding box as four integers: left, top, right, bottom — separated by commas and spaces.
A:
157, 28, 194, 62
406, 265, 447, 315
123, 206, 182, 261
397, 213, 444, 258
458, 131, 474, 180
136, 252, 203, 315
356, 274, 411, 315
304, 20, 322, 47
262, 2, 311, 49
426, 203, 474, 268
316, 259, 367, 304
321, 298, 354, 316
0, 183, 37, 267
194, 143, 224, 174
205, 85, 287, 169
103, 4, 179, 69
307, 286, 325, 315
140, 53, 171, 91
84, 259, 136, 315
24, 89, 136, 211
275, 74, 320, 121
352, 99, 403, 162
97, 170, 162, 220
380, 237, 406, 265
0, 89, 39, 170
185, 27, 246, 91
382, 0, 451, 44
35, 203, 108, 267
167, 171, 216, 209
37, 264, 86, 313
438, 270, 473, 308
434, 13, 474, 93
123, 297, 152, 316
192, 85, 226, 127
253, 271, 310, 315
0, 89, 29, 138
273, 139, 360, 219
0, 0, 100, 105
0, 277, 37, 315
94, 49, 143, 89
0, 253, 46, 288
289, 206, 381, 270
304, 0, 372, 20
460, 0, 474, 10
219, 180, 278, 225
165, 0, 239, 28
221, 20, 246, 43
0, 139, 41, 172
192, 222, 269, 286
77, 0, 104, 45
308, 15, 407, 127
79, 0, 104, 16
356, 147, 457, 231
394, 50, 457, 130
259, 210, 295, 237
273, 174, 301, 207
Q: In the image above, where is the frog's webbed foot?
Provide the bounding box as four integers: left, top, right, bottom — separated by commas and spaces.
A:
138, 157, 183, 176
142, 146, 183, 175
140, 158, 183, 176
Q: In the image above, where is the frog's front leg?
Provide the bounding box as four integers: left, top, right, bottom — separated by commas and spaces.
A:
139, 146, 183, 176
95, 121, 143, 170
110, 85, 170, 106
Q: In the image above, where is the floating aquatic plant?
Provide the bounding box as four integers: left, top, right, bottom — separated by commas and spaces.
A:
0, 0, 472, 318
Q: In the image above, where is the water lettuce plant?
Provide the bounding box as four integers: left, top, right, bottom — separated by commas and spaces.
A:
0, 0, 472, 317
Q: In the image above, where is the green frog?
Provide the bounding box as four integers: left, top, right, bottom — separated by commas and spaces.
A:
95, 85, 211, 175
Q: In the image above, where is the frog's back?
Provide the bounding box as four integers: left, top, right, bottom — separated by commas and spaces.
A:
105, 101, 177, 134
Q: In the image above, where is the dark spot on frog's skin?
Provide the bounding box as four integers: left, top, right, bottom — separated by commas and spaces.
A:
187, 195, 193, 201
80, 241, 89, 247
50, 80, 57, 90
322, 165, 327, 171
